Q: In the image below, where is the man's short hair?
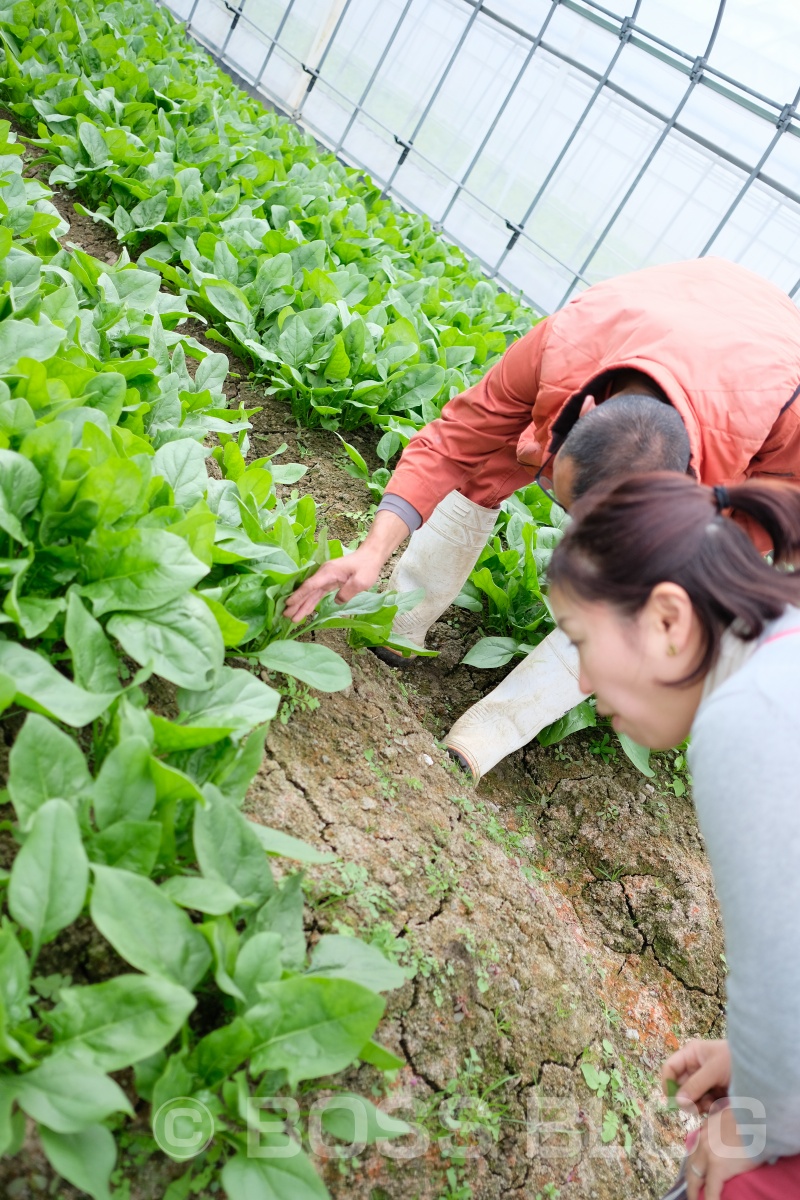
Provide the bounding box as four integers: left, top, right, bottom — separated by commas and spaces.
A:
560, 394, 691, 501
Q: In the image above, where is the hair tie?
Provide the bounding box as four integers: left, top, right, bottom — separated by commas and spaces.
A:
713, 485, 730, 513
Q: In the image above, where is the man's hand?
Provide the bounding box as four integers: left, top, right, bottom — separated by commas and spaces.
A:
284, 510, 411, 624
685, 1105, 758, 1200
662, 1039, 732, 1114
283, 546, 384, 623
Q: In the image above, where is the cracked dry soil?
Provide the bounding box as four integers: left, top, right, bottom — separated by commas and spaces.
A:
3, 180, 724, 1199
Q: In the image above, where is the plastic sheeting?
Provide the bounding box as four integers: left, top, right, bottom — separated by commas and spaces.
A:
161, 0, 800, 314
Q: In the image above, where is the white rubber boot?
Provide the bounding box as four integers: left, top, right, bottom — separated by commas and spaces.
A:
445, 627, 588, 781
381, 490, 500, 654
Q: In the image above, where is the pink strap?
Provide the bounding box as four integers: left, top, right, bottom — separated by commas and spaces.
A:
761, 627, 800, 647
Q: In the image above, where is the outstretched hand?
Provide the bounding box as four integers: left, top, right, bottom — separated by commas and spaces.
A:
283, 548, 384, 624
283, 509, 412, 625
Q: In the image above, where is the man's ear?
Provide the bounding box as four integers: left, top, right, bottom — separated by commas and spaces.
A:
579, 394, 596, 418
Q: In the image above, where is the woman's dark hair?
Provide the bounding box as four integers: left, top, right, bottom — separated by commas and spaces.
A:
548, 473, 800, 683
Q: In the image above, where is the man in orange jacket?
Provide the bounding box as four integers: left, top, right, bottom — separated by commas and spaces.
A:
286, 258, 800, 780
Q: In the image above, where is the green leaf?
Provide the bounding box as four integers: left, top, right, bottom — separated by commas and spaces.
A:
0, 318, 66, 372
92, 735, 156, 829
601, 1109, 620, 1142
324, 334, 350, 381
8, 800, 88, 955
537, 699, 597, 747
130, 191, 168, 229
461, 636, 522, 669
107, 592, 224, 689
358, 1038, 405, 1071
0, 921, 30, 1025
40, 1124, 116, 1200
0, 448, 41, 544
0, 1088, 25, 1158
153, 439, 209, 508
617, 732, 655, 777
203, 281, 252, 327
252, 873, 305, 971
48, 974, 195, 1072
233, 932, 283, 1009
7, 713, 91, 829
161, 876, 242, 915
78, 121, 111, 167
174, 666, 280, 740
580, 1062, 609, 1094
15, 1053, 132, 1133
321, 1094, 411, 1144
278, 316, 313, 368
90, 819, 162, 874
199, 592, 250, 647
187, 1016, 253, 1086
195, 352, 229, 393
0, 640, 118, 726
221, 1151, 329, 1200
254, 253, 292, 299
308, 935, 406, 993
255, 640, 352, 692
81, 528, 209, 617
247, 977, 384, 1085
337, 436, 368, 478
193, 785, 274, 907
248, 824, 336, 864
64, 592, 120, 693
90, 865, 212, 990
215, 725, 269, 804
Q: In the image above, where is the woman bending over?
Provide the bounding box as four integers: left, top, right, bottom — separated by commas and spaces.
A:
548, 473, 800, 1200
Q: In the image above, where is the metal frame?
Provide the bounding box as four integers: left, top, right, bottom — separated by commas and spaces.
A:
162, 0, 800, 314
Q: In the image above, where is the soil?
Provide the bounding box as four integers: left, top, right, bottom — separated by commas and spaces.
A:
0, 135, 724, 1200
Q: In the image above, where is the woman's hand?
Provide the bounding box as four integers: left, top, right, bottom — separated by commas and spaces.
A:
662, 1039, 732, 1114
684, 1105, 758, 1200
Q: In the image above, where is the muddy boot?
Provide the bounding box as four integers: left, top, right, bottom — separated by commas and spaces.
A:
371, 490, 499, 666
444, 628, 587, 780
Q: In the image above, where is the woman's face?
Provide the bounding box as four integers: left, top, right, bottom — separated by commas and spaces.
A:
550, 583, 706, 750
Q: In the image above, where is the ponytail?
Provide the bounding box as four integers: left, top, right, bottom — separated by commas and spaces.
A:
718, 481, 800, 563
548, 473, 800, 683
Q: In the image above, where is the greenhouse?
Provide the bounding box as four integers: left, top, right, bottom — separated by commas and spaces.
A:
0, 2, 798, 1199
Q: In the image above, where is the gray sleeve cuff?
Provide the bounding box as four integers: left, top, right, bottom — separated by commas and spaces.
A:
376, 493, 423, 534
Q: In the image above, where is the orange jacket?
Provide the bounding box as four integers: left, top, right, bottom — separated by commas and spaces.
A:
386, 258, 800, 537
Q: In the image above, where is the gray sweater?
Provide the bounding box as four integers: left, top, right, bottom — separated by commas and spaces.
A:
689, 604, 800, 1162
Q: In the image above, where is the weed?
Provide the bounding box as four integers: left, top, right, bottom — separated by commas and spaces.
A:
423, 851, 473, 911
364, 747, 399, 800
580, 1039, 641, 1154
434, 1049, 517, 1160
307, 862, 397, 922
276, 675, 322, 724
493, 1006, 512, 1036
589, 732, 618, 763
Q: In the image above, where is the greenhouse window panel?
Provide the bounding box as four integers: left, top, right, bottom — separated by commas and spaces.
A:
163, 0, 800, 315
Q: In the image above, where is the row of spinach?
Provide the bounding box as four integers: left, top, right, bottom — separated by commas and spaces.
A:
0, 118, 414, 1199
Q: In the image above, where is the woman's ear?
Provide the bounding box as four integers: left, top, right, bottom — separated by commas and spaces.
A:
644, 582, 695, 657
